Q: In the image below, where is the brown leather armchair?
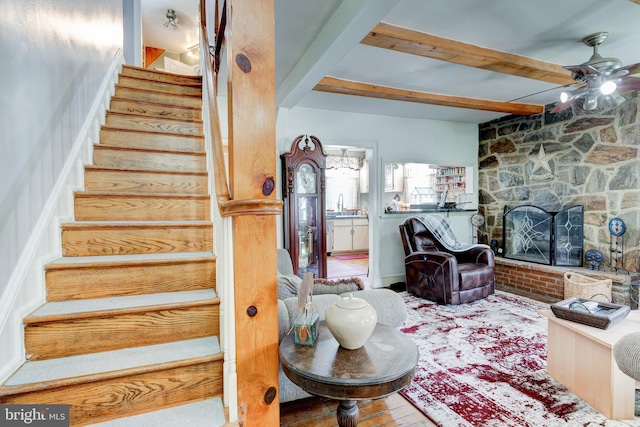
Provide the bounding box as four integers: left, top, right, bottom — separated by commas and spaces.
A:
399, 216, 495, 305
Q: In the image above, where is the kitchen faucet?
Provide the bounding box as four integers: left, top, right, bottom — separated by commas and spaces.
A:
337, 193, 344, 213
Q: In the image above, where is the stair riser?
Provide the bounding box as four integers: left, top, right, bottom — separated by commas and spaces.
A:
114, 86, 200, 109
84, 169, 208, 194
105, 114, 203, 135
25, 305, 220, 360
118, 75, 201, 96
61, 225, 213, 256
100, 128, 204, 152
110, 98, 201, 121
74, 195, 210, 221
93, 147, 206, 173
46, 259, 216, 301
121, 66, 202, 85
0, 359, 223, 426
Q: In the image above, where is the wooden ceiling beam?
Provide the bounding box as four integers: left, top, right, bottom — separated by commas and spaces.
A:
362, 22, 574, 86
314, 77, 544, 115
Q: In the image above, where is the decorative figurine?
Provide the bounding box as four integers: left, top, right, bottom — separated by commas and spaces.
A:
584, 249, 605, 271
490, 239, 499, 256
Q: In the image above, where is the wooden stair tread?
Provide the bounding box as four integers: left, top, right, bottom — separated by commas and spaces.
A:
100, 122, 203, 138
118, 74, 202, 89
122, 65, 202, 82
116, 83, 201, 99
1, 337, 220, 390
87, 397, 226, 427
94, 142, 206, 156
74, 191, 210, 199
107, 110, 203, 125
84, 165, 207, 176
113, 86, 201, 109
46, 251, 215, 270
61, 220, 212, 228
110, 95, 201, 111
26, 290, 218, 322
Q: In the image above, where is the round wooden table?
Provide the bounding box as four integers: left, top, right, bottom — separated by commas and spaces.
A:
279, 322, 418, 427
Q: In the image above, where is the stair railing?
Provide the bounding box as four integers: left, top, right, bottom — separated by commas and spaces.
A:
201, 0, 282, 218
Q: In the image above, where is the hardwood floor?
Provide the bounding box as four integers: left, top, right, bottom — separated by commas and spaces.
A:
280, 393, 436, 426
326, 255, 369, 288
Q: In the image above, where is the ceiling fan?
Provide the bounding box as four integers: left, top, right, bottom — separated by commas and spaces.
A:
550, 32, 640, 113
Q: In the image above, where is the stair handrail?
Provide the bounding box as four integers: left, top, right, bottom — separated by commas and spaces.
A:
200, 0, 282, 218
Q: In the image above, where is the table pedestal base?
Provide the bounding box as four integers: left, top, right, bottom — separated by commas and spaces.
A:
337, 400, 358, 427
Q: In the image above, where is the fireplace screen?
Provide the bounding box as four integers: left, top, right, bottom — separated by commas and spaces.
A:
503, 205, 583, 266
504, 205, 553, 264
553, 205, 584, 266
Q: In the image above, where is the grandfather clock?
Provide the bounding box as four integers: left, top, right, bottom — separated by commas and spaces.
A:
281, 135, 327, 278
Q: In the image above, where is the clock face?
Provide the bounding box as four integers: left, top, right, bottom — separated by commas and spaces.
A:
471, 213, 485, 227
297, 164, 317, 193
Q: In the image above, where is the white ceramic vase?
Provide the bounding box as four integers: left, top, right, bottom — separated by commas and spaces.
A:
325, 294, 377, 349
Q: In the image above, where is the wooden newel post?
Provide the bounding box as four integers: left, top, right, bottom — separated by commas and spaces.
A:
226, 0, 279, 425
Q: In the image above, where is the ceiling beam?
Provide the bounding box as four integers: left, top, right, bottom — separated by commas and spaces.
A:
314, 77, 544, 115
362, 22, 575, 86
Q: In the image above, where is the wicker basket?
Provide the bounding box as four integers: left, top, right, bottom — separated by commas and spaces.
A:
563, 271, 612, 302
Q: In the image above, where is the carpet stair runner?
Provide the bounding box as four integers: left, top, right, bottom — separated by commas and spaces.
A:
0, 65, 227, 426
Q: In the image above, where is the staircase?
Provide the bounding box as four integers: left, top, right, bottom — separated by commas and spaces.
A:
0, 65, 226, 426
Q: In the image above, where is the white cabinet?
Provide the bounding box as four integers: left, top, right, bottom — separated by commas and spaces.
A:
352, 219, 368, 251
332, 218, 369, 253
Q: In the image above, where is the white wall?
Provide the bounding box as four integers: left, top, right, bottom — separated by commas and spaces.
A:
0, 0, 124, 381
276, 106, 479, 287
123, 0, 143, 67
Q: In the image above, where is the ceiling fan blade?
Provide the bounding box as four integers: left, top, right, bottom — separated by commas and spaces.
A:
617, 76, 640, 92
612, 62, 640, 77
549, 98, 577, 114
508, 81, 580, 102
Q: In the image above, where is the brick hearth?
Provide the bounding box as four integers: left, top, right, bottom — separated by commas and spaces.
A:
495, 257, 639, 308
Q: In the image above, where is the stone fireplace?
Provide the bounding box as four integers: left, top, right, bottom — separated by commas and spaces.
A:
478, 94, 640, 274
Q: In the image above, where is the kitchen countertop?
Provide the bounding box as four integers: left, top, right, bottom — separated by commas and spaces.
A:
385, 208, 476, 214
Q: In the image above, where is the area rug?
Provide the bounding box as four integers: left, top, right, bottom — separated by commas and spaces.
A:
399, 291, 640, 427
332, 253, 368, 260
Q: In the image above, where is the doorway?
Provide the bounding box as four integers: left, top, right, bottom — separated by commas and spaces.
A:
324, 145, 370, 287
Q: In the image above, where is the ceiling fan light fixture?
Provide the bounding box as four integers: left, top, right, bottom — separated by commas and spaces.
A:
610, 91, 626, 107
583, 95, 598, 111
600, 80, 617, 95
164, 9, 179, 30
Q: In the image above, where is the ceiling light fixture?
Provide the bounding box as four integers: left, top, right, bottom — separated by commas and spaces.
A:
164, 9, 179, 30
551, 32, 640, 114
600, 80, 617, 95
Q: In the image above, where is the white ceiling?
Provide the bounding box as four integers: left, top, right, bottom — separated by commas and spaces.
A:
143, 0, 640, 124
141, 0, 200, 53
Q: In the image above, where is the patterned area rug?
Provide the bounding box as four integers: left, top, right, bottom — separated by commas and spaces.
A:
399, 291, 640, 427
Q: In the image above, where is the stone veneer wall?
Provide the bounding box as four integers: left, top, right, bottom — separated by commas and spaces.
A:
478, 94, 640, 274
